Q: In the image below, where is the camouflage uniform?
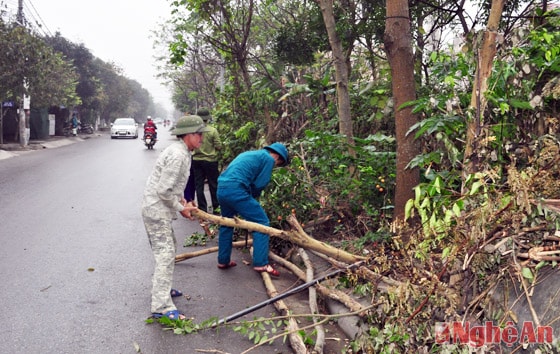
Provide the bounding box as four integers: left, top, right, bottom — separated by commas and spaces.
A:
142, 141, 192, 314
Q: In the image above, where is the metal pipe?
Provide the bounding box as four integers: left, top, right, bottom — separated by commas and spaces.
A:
213, 260, 365, 327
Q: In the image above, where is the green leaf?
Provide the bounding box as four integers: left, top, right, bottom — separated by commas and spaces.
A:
521, 267, 534, 282
452, 203, 461, 217
509, 98, 533, 109
442, 247, 451, 260
469, 181, 483, 195
405, 199, 415, 220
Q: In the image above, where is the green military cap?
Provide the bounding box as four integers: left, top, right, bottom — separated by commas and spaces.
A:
172, 115, 211, 135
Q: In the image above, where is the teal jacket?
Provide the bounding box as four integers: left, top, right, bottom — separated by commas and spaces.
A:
217, 149, 275, 198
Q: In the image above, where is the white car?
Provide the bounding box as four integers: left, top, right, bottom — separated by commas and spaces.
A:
110, 118, 138, 139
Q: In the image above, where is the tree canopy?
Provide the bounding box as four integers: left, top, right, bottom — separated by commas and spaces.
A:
0, 16, 166, 131
157, 0, 560, 351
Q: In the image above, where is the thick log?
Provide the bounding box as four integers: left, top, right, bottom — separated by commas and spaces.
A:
299, 248, 325, 353
251, 249, 306, 353
192, 209, 365, 264
260, 271, 307, 353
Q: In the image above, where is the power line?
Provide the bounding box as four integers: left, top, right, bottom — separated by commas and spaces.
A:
1, 0, 54, 37
1, 0, 21, 24
22, 0, 53, 37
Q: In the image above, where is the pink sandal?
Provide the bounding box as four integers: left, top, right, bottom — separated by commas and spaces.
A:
217, 261, 237, 269
254, 264, 280, 277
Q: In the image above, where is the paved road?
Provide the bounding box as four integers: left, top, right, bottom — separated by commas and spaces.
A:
0, 128, 297, 354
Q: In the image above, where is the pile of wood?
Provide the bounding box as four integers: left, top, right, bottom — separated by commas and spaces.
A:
174, 210, 402, 353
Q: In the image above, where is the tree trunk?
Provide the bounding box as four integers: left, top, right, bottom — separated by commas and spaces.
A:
463, 0, 505, 175
316, 0, 355, 150
384, 0, 420, 236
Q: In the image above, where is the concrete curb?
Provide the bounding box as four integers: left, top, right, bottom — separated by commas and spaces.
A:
0, 136, 86, 161
0, 149, 16, 160
40, 137, 83, 149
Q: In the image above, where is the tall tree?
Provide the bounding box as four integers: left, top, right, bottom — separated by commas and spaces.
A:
463, 0, 506, 175
384, 0, 420, 233
316, 0, 355, 147
0, 24, 79, 145
94, 60, 132, 122
170, 0, 255, 94
46, 34, 103, 113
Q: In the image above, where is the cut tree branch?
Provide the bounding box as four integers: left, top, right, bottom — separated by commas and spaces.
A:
191, 210, 366, 264
175, 240, 252, 263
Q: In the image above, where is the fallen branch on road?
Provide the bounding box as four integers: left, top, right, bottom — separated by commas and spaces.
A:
175, 240, 252, 263
256, 250, 306, 353
190, 210, 365, 264
299, 248, 325, 353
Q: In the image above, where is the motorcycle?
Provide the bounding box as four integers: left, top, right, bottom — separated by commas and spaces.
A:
78, 122, 94, 135
143, 130, 156, 149
63, 121, 75, 137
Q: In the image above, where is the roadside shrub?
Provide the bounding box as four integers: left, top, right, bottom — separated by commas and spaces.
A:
261, 129, 396, 248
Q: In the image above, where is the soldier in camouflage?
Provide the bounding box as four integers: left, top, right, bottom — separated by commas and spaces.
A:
142, 115, 210, 320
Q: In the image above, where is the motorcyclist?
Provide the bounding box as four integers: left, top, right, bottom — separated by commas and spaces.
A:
143, 117, 157, 140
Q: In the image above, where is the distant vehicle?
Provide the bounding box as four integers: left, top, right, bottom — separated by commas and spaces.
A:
153, 118, 164, 125
143, 130, 156, 150
110, 118, 138, 139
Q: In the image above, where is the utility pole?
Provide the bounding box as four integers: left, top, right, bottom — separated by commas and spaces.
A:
17, 0, 30, 146
17, 0, 23, 24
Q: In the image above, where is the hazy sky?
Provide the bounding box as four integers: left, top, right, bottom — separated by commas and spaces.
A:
27, 0, 174, 114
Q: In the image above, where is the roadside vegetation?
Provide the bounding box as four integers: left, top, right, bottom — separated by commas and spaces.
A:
0, 16, 165, 133
159, 0, 560, 352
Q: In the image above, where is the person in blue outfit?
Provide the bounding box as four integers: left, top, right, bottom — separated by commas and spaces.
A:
216, 142, 289, 276
71, 113, 79, 136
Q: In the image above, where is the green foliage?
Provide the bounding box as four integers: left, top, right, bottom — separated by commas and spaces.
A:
183, 232, 209, 247
403, 9, 560, 260
147, 313, 289, 346
351, 230, 392, 253
349, 323, 411, 353
273, 4, 329, 66
46, 35, 99, 108
213, 95, 265, 165
45, 32, 156, 120
146, 315, 218, 335
233, 316, 288, 346
514, 9, 560, 75
406, 50, 473, 172
352, 80, 394, 138
261, 130, 396, 243
0, 23, 79, 108
404, 172, 492, 260
153, 4, 560, 354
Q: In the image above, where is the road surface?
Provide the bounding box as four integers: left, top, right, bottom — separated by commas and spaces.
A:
0, 127, 298, 353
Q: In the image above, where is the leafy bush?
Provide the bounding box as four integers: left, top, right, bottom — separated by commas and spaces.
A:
261, 129, 396, 248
